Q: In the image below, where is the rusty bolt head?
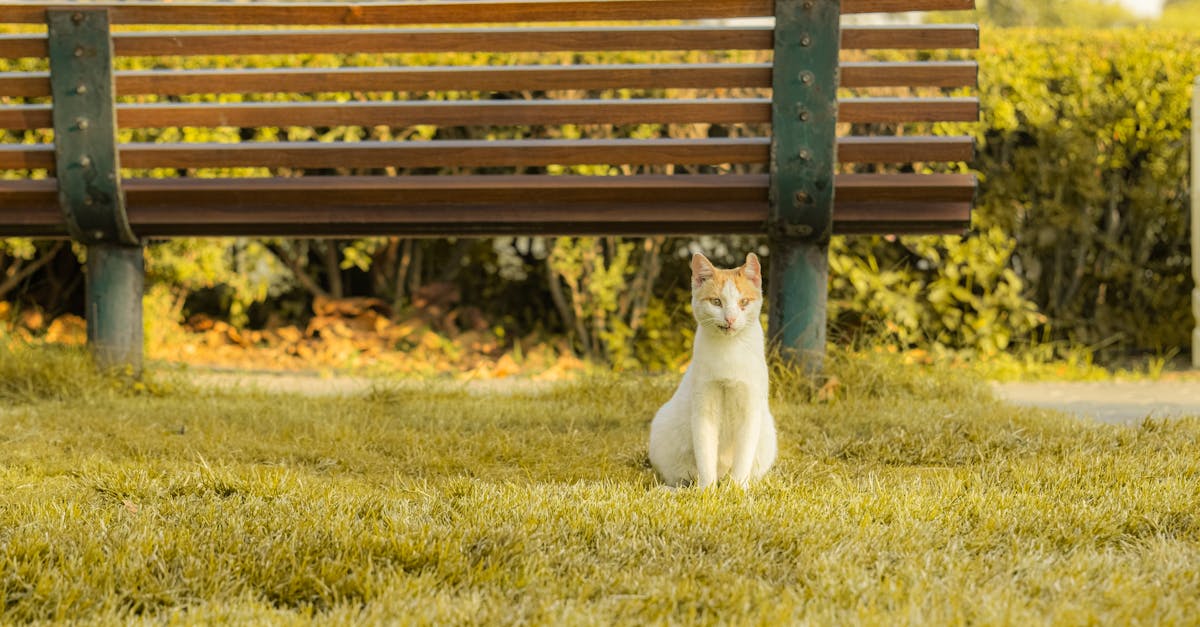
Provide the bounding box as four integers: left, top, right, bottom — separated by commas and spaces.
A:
800, 35, 812, 47
798, 110, 811, 122
92, 230, 105, 240
800, 72, 814, 85
76, 84, 88, 95
76, 117, 90, 130
71, 12, 85, 24
798, 149, 812, 161
83, 195, 94, 206
794, 191, 811, 206
78, 155, 91, 168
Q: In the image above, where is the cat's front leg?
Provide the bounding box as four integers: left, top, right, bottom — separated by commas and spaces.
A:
691, 388, 721, 488
729, 396, 766, 488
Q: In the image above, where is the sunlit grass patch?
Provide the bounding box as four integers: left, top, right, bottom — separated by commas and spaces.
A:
1, 346, 1198, 624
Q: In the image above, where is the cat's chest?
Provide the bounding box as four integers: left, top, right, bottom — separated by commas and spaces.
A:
691, 350, 766, 386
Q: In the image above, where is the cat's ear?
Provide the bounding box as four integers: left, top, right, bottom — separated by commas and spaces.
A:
742, 252, 762, 289
691, 253, 715, 288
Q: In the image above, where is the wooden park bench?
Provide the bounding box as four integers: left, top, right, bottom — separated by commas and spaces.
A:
0, 0, 978, 374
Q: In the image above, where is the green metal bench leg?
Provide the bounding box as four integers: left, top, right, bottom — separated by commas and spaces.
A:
47, 9, 144, 374
767, 0, 840, 374
768, 241, 828, 373
87, 244, 144, 373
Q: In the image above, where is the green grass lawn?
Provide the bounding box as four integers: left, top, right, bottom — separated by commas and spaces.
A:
2, 346, 1199, 624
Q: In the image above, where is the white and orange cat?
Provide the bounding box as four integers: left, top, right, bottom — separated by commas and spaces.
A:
649, 252, 777, 488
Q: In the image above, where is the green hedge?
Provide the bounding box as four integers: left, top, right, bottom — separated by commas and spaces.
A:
975, 28, 1199, 355
830, 28, 1198, 360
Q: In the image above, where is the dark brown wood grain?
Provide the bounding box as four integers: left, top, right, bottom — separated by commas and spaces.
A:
0, 1, 775, 26
0, 105, 50, 131
1, 1, 973, 25
0, 139, 767, 170
107, 64, 773, 97
841, 25, 979, 50
116, 99, 769, 129
123, 139, 770, 169
0, 2, 978, 238
836, 173, 976, 202
0, 61, 978, 98
0, 173, 974, 237
0, 72, 47, 98
837, 135, 973, 163
0, 35, 44, 60
0, 135, 973, 170
115, 27, 775, 57
1, 96, 979, 131
839, 98, 979, 123
840, 61, 977, 88
2, 25, 979, 60
0, 145, 52, 170
843, 0, 974, 13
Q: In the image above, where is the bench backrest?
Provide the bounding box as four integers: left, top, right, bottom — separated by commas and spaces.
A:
0, 0, 978, 239
0, 0, 978, 374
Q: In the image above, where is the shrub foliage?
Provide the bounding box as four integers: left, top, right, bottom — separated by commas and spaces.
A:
974, 28, 1199, 355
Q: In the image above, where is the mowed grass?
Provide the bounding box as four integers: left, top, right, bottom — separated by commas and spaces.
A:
2, 346, 1199, 624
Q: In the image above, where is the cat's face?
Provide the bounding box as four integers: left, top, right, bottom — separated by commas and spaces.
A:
690, 252, 763, 336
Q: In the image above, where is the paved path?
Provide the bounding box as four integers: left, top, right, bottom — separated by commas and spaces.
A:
184, 368, 1200, 426
992, 380, 1200, 425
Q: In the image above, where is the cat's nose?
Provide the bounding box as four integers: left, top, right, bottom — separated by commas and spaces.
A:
725, 315, 736, 326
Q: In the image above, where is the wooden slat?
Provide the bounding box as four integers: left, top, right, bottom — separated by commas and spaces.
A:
111, 64, 773, 97
0, 139, 768, 169
3, 26, 980, 60
0, 99, 770, 130
1, 27, 773, 59
0, 61, 979, 98
836, 173, 975, 201
840, 61, 976, 88
127, 138, 771, 169
0, 105, 48, 129
842, 0, 974, 13
0, 173, 974, 237
122, 98, 761, 129
1, 96, 980, 130
0, 35, 44, 60
838, 135, 972, 163
0, 0, 975, 25
124, 27, 773, 57
0, 180, 60, 238
0, 135, 974, 170
841, 25, 978, 50
0, 146, 50, 170
839, 97, 979, 123
0, 72, 48, 98
835, 202, 970, 234
0, 1, 775, 26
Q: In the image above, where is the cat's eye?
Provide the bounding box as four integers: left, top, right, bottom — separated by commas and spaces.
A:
739, 298, 750, 308
710, 298, 722, 307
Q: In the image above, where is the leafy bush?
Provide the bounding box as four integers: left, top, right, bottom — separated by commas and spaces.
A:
974, 28, 1200, 356
829, 227, 1044, 356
